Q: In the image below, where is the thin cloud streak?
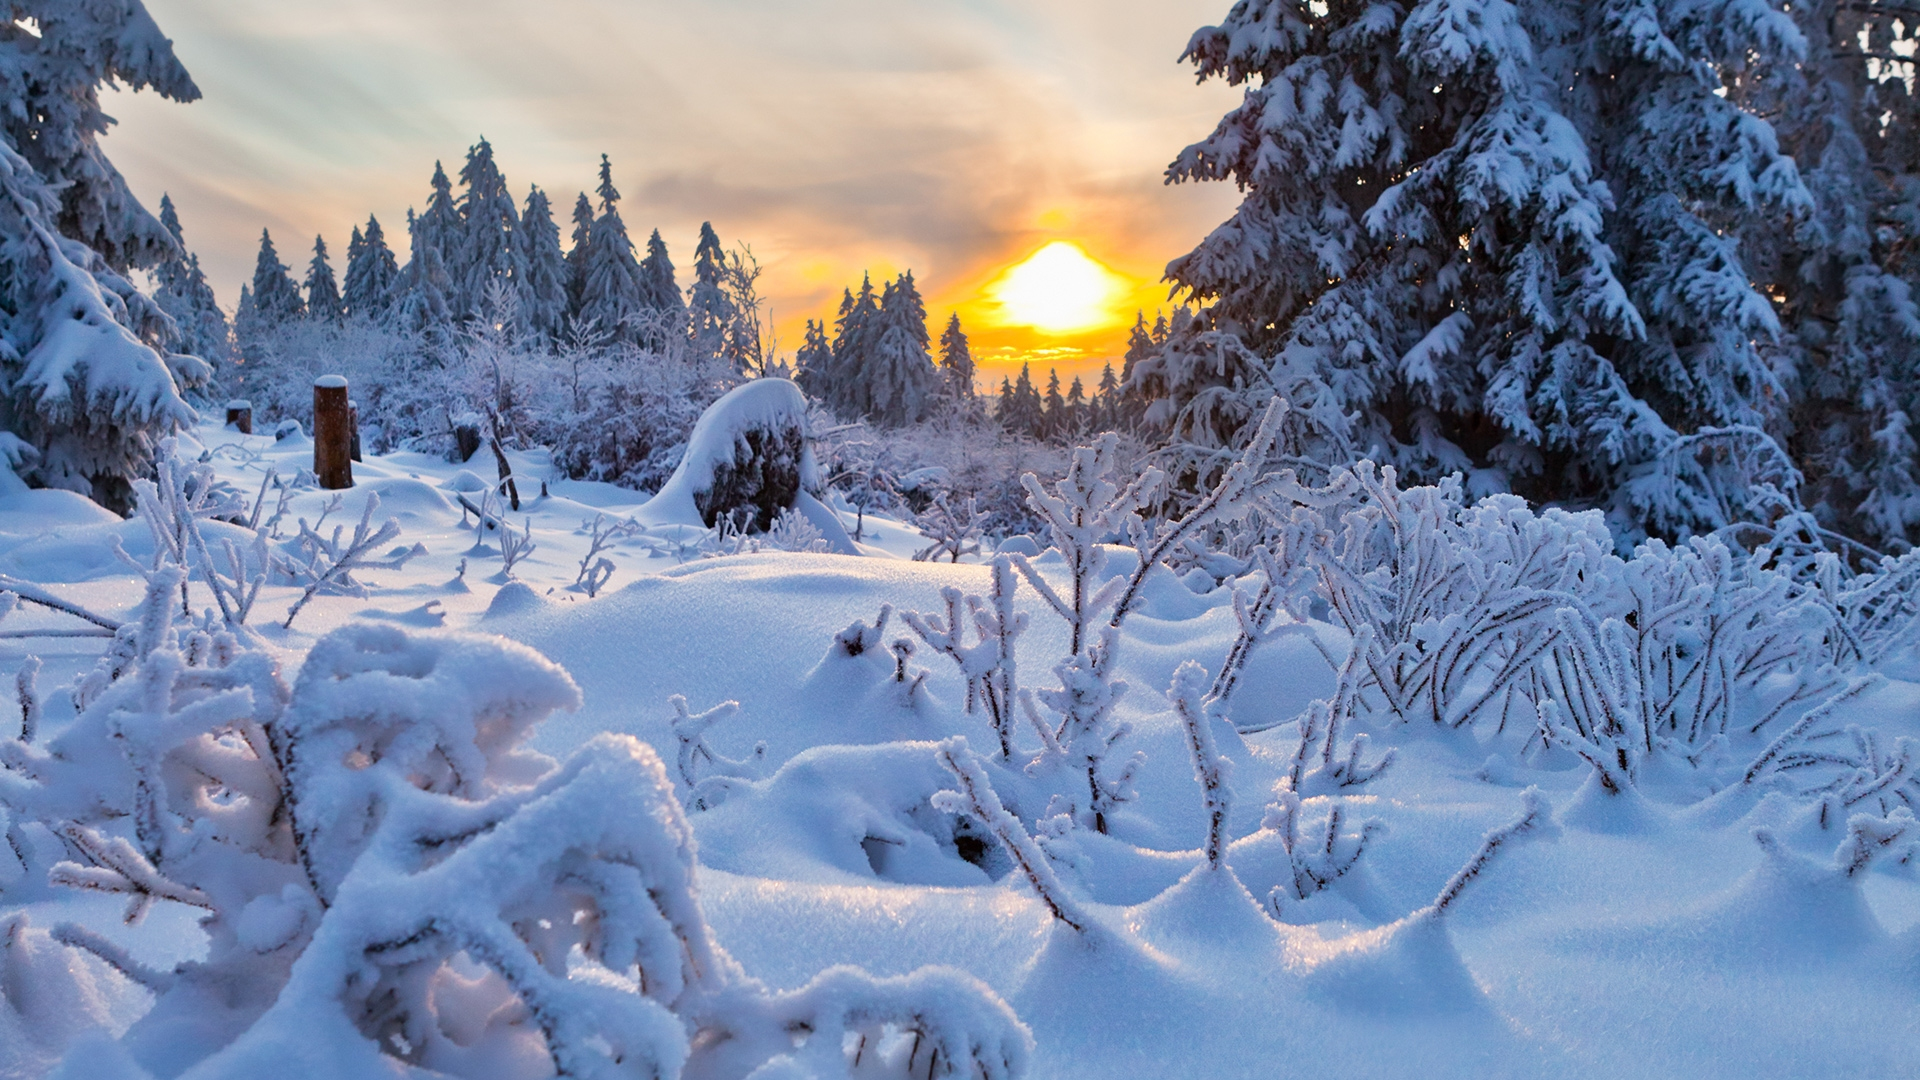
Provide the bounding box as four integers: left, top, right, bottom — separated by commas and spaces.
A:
104, 0, 1242, 377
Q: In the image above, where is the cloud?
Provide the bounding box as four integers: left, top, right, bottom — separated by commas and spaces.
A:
106, 0, 1242, 367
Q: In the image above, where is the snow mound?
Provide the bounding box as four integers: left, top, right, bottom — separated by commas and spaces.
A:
636, 379, 854, 552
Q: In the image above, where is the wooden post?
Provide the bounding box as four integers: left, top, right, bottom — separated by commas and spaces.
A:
313, 376, 353, 490
225, 399, 252, 435
349, 401, 363, 462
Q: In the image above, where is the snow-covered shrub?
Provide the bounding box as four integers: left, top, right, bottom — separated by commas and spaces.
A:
2, 595, 1032, 1079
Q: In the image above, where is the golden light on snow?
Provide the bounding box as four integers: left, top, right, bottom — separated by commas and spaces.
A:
985, 241, 1131, 335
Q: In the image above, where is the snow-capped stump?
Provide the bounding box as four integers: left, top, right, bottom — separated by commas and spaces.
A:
637, 379, 857, 552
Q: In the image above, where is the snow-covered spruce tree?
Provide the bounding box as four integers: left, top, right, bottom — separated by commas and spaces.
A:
866, 272, 939, 426
393, 207, 453, 338
1737, 0, 1920, 550
688, 220, 735, 360
0, 143, 207, 508
939, 312, 976, 399
243, 229, 302, 326
455, 136, 517, 323
302, 236, 341, 322
580, 155, 647, 344
793, 316, 833, 400
1151, 0, 1813, 543
339, 214, 399, 321
152, 195, 233, 374
825, 275, 881, 418
638, 226, 685, 325
514, 186, 568, 341
564, 190, 594, 321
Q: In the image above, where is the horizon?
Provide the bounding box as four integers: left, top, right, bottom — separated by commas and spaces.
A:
103, 0, 1244, 386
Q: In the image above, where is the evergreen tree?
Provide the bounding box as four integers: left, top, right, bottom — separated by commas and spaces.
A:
1066, 375, 1086, 437
830, 276, 881, 417
2, 2, 200, 274
393, 208, 451, 336
1096, 363, 1120, 431
1042, 368, 1065, 439
1008, 363, 1043, 437
303, 235, 341, 321
637, 228, 683, 319
456, 136, 517, 320
997, 375, 1017, 429
0, 3, 208, 509
247, 229, 303, 324
580, 155, 645, 342
341, 215, 400, 320
1152, 0, 1812, 540
937, 312, 975, 398
687, 221, 734, 360
1744, 0, 1920, 548
793, 318, 833, 400
152, 194, 231, 368
514, 186, 568, 341
565, 192, 594, 326
866, 272, 938, 426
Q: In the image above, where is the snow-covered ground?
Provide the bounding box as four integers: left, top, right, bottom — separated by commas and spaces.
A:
3, 420, 1919, 1079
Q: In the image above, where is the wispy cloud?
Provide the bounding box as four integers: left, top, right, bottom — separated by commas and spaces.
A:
106, 0, 1242, 374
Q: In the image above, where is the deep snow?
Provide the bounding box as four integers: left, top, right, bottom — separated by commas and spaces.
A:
2, 420, 1918, 1079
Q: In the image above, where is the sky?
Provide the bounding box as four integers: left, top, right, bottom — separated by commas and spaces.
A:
102, 0, 1246, 387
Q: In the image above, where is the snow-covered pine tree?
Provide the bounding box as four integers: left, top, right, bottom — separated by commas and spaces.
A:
1043, 368, 1065, 439
793, 317, 833, 401
392, 162, 459, 335
688, 221, 734, 361
939, 311, 975, 398
245, 229, 302, 324
0, 129, 207, 508
1743, 0, 1920, 550
0, 0, 200, 273
514, 185, 567, 341
865, 272, 938, 426
1153, 0, 1811, 542
1097, 362, 1120, 430
564, 191, 594, 326
340, 215, 398, 320
828, 275, 881, 418
637, 226, 684, 324
455, 136, 516, 322
1003, 363, 1043, 437
393, 208, 451, 336
580, 156, 645, 343
998, 375, 1016, 426
302, 236, 341, 321
152, 195, 232, 370
1067, 375, 1086, 437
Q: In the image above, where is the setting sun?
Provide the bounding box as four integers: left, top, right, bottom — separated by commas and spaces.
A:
985, 241, 1131, 335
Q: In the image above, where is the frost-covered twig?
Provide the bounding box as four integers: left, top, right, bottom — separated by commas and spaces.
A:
576, 513, 642, 592
1429, 787, 1550, 917
1109, 396, 1285, 631
48, 821, 215, 923
913, 492, 985, 563
15, 655, 39, 743
499, 516, 536, 577
933, 738, 1087, 931
668, 693, 763, 809
902, 560, 1027, 757
280, 493, 417, 628
1169, 662, 1232, 870
0, 575, 121, 631
51, 921, 175, 992
1284, 625, 1394, 793
1743, 675, 1884, 785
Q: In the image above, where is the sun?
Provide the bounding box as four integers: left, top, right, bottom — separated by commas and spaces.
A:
986, 241, 1129, 335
